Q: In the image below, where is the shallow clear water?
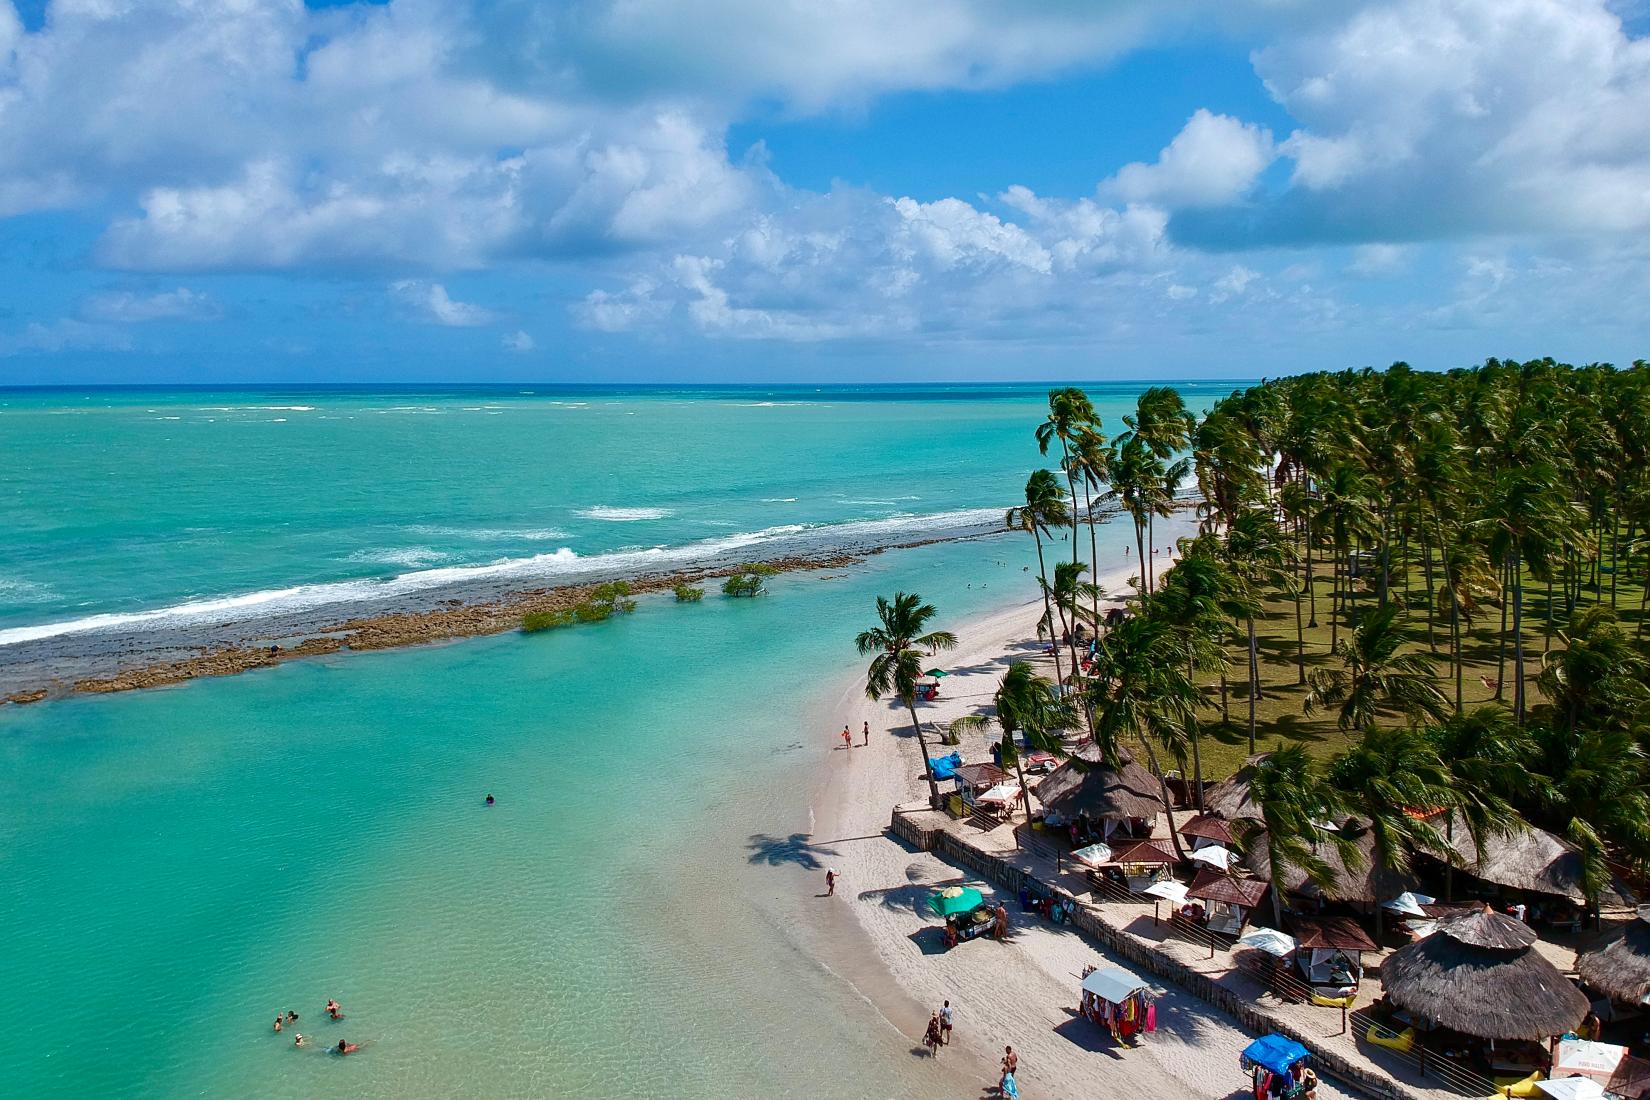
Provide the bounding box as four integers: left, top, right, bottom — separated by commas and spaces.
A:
0, 382, 1222, 1097
0, 536, 1065, 1098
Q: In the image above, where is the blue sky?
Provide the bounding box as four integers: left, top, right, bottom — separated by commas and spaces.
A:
1, 0, 1648, 384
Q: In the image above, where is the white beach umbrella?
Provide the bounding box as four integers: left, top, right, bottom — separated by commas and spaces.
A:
1536, 1077, 1606, 1100
1555, 1040, 1629, 1082
1380, 891, 1436, 917
1142, 880, 1188, 904
1237, 928, 1298, 957
977, 782, 1022, 805
1070, 843, 1114, 867
1188, 844, 1231, 871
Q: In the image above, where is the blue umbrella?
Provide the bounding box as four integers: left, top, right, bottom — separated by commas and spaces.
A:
1241, 1034, 1309, 1076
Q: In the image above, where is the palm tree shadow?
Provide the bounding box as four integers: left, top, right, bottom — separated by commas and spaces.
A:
745, 833, 839, 870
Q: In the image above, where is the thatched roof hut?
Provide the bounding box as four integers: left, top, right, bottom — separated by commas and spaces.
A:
1236, 819, 1421, 905
1201, 755, 1267, 822
1438, 812, 1632, 908
1383, 907, 1590, 1042
1034, 748, 1162, 823
1578, 910, 1650, 1007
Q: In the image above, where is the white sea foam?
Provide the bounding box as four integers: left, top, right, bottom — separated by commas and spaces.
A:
409, 526, 569, 541
0, 508, 1001, 648
0, 577, 57, 605
346, 547, 450, 568
577, 506, 673, 522
761, 498, 799, 503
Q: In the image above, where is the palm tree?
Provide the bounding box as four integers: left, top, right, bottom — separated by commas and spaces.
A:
1072, 425, 1111, 630
1327, 725, 1460, 936
1536, 607, 1650, 739
1436, 537, 1499, 714
953, 661, 1077, 822
1529, 721, 1650, 903
1479, 464, 1586, 722
1237, 745, 1360, 925
1225, 506, 1297, 752
1149, 536, 1233, 808
1085, 614, 1203, 859
1105, 436, 1160, 593
1007, 469, 1070, 683
1311, 463, 1376, 649
1305, 605, 1448, 731
856, 593, 959, 808
1124, 387, 1197, 590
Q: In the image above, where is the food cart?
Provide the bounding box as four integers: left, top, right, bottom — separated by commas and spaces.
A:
1079, 966, 1156, 1046
932, 886, 997, 949
1241, 1034, 1316, 1099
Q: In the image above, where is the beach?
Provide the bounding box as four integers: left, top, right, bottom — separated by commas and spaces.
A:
808, 523, 1361, 1098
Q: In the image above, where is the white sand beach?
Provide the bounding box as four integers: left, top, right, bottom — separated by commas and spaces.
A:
809, 530, 1362, 1099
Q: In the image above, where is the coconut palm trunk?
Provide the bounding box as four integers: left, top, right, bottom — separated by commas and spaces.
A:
1032, 528, 1064, 684
906, 697, 941, 807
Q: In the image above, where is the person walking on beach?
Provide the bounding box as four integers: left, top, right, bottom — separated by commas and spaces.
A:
923, 1012, 943, 1055
1000, 1045, 1020, 1097
825, 867, 837, 896
940, 1000, 954, 1045
994, 903, 1009, 941
862, 720, 870, 746
841, 725, 852, 750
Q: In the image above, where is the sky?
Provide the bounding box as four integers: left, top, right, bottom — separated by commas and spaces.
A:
1, 0, 1648, 384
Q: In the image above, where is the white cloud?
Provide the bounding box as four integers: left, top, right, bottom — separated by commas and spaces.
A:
1347, 244, 1411, 277
1104, 109, 1276, 208
1211, 265, 1261, 302
0, 319, 133, 357
1252, 0, 1650, 238
501, 329, 535, 352
390, 281, 498, 326
79, 287, 221, 323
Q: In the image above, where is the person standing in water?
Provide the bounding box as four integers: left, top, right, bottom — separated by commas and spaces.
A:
326, 999, 342, 1020
273, 1016, 282, 1033
294, 1034, 306, 1048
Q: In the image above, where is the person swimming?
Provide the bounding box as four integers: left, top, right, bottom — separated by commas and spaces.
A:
286, 1010, 299, 1023
336, 1040, 359, 1055
485, 794, 495, 806
293, 1034, 306, 1048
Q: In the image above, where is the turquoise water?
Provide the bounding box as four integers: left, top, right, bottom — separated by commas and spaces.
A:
0, 383, 1224, 1097
0, 536, 1063, 1098
0, 383, 1239, 638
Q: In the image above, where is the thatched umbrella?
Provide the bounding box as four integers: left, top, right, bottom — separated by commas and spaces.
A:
1578, 909, 1650, 1007
1383, 907, 1589, 1042
1034, 749, 1162, 824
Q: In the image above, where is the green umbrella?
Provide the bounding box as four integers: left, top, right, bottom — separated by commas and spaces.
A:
929, 885, 986, 917
925, 668, 950, 678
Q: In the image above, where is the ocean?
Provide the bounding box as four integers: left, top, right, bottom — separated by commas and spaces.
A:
0, 383, 1231, 1097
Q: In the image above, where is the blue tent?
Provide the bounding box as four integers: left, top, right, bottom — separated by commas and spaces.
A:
928, 752, 964, 781
1241, 1034, 1309, 1076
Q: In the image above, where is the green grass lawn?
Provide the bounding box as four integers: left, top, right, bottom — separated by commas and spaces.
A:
1186, 559, 1650, 782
